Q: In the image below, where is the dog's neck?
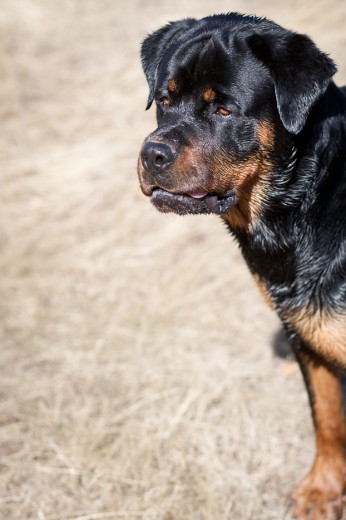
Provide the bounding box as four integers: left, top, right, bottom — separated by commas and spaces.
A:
224, 83, 346, 310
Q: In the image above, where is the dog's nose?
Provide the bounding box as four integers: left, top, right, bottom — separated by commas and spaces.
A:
141, 142, 174, 173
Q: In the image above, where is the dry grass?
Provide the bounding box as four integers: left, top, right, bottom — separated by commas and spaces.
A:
1, 1, 346, 519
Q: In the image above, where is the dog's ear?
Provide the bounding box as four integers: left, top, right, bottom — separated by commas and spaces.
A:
247, 31, 337, 134
141, 19, 196, 110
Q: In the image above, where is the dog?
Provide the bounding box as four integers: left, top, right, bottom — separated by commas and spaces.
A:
137, 13, 346, 520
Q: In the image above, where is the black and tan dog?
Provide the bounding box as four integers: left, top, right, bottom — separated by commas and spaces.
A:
137, 13, 346, 520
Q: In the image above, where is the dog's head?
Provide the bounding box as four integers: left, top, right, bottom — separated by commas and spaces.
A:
138, 14, 336, 228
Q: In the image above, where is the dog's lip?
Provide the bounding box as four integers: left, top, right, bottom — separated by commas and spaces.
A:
150, 187, 237, 215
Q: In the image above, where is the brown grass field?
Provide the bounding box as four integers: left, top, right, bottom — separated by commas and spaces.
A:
1, 1, 346, 519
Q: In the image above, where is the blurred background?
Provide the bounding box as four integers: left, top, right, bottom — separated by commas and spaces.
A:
1, 1, 345, 519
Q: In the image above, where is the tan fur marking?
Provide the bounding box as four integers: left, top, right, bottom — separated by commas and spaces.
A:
291, 350, 346, 519
172, 146, 202, 187
257, 121, 275, 149
203, 88, 216, 103
221, 156, 264, 229
168, 79, 177, 92
252, 274, 275, 311
220, 121, 274, 231
287, 306, 346, 367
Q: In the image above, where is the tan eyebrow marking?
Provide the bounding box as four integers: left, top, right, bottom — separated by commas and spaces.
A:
203, 88, 216, 103
168, 79, 178, 92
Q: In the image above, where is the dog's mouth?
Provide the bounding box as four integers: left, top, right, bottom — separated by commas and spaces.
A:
150, 188, 237, 215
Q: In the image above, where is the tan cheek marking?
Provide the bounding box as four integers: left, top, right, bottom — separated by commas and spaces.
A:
171, 146, 205, 187
217, 121, 275, 230
257, 121, 275, 150
203, 88, 216, 103
287, 307, 346, 367
222, 157, 262, 230
168, 79, 177, 92
219, 153, 271, 230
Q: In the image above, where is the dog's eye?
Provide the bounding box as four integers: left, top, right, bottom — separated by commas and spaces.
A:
216, 107, 231, 116
160, 97, 170, 107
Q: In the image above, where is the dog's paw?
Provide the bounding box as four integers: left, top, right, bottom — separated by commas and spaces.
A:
290, 466, 345, 520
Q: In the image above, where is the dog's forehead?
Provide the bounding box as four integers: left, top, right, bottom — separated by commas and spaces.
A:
157, 29, 257, 95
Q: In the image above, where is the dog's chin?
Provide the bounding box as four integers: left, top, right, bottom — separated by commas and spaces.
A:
150, 188, 237, 216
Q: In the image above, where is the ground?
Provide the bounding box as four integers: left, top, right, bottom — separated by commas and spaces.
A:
0, 1, 346, 519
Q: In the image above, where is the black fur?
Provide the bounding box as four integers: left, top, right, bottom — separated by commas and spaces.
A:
138, 12, 346, 517
138, 12, 346, 342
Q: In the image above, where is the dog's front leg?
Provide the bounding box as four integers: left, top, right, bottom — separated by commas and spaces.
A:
290, 345, 346, 520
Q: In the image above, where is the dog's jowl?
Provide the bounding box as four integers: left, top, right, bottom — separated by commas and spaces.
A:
138, 13, 346, 520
